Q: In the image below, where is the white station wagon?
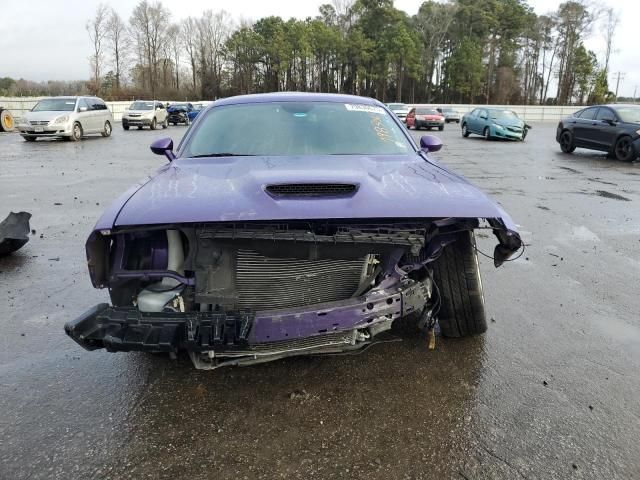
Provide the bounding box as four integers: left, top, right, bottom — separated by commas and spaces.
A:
18, 96, 114, 142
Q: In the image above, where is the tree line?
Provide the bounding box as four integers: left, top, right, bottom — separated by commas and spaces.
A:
0, 0, 622, 105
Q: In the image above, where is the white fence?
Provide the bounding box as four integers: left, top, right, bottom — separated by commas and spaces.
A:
0, 97, 582, 123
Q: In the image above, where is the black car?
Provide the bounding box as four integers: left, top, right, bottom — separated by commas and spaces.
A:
556, 104, 640, 161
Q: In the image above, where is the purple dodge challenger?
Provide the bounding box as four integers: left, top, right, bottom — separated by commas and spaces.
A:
65, 93, 522, 369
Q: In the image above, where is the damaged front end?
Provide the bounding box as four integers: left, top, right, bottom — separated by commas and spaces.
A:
65, 218, 521, 369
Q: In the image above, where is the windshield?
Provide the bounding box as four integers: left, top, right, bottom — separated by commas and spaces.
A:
182, 102, 413, 157
416, 108, 440, 115
171, 103, 189, 108
490, 110, 519, 119
616, 106, 640, 124
388, 104, 407, 111
32, 98, 76, 112
130, 101, 154, 110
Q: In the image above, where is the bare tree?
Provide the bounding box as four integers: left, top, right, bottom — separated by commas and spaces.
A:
167, 24, 182, 91
106, 9, 129, 92
86, 4, 109, 95
130, 0, 170, 98
602, 8, 619, 75
181, 17, 199, 92
197, 10, 233, 98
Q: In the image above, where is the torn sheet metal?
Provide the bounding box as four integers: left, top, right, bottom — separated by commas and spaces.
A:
0, 212, 32, 256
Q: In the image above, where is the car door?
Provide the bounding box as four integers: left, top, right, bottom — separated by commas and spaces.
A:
77, 98, 95, 132
156, 103, 167, 122
572, 107, 599, 147
474, 108, 489, 135
93, 98, 110, 131
406, 108, 415, 128
592, 107, 619, 151
465, 109, 478, 132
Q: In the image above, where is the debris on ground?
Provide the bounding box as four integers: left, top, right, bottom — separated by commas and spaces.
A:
0, 211, 32, 256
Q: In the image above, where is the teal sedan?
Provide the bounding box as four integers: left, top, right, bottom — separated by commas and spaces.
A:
461, 108, 530, 141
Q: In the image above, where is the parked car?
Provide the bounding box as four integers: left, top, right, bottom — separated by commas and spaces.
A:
386, 103, 410, 123
461, 108, 529, 141
556, 104, 640, 162
438, 107, 461, 123
65, 92, 522, 370
406, 107, 445, 130
167, 102, 197, 125
122, 100, 168, 130
17, 96, 113, 142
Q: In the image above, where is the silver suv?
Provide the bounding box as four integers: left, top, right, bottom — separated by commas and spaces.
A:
122, 100, 168, 130
18, 96, 113, 142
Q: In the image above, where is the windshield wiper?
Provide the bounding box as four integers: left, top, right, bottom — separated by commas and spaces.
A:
189, 153, 256, 158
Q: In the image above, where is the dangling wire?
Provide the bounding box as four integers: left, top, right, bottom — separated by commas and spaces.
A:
474, 242, 526, 263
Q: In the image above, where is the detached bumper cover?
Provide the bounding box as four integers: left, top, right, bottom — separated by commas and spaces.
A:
65, 280, 431, 354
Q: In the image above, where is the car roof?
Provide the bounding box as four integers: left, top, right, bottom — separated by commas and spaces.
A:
212, 92, 382, 108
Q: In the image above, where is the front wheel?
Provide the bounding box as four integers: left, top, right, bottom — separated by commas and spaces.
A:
123, 122, 130, 131
71, 122, 83, 141
431, 231, 487, 337
461, 123, 470, 137
483, 126, 491, 140
559, 131, 576, 153
162, 117, 168, 129
521, 128, 528, 141
185, 116, 191, 126
101, 121, 112, 137
23, 136, 37, 142
150, 118, 157, 130
438, 125, 444, 131
614, 136, 636, 162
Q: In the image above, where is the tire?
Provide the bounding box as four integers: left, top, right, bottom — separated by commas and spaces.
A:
137, 126, 143, 130
0, 109, 15, 132
559, 130, 576, 153
101, 121, 112, 137
438, 125, 444, 131
614, 136, 636, 162
461, 123, 470, 137
23, 136, 37, 142
162, 117, 168, 129
456, 120, 460, 124
71, 122, 83, 141
123, 121, 130, 131
150, 118, 157, 130
483, 126, 491, 140
521, 128, 528, 141
185, 116, 191, 126
431, 231, 487, 337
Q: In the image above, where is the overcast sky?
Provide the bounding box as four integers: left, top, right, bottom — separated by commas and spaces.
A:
0, 0, 637, 97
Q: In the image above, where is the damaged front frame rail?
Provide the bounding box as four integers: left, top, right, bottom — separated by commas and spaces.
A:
65, 278, 432, 369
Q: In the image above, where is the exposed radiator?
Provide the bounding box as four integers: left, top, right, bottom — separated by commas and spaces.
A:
235, 249, 365, 311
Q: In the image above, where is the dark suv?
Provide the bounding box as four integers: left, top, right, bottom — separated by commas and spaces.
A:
556, 104, 640, 161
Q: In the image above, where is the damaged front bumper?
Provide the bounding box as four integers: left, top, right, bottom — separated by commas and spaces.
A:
65, 278, 432, 369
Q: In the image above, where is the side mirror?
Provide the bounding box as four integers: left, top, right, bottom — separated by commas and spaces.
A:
150, 137, 175, 161
79, 106, 88, 112
420, 135, 443, 153
602, 118, 616, 126
480, 114, 487, 120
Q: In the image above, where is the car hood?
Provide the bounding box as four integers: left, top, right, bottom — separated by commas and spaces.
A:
24, 111, 70, 122
109, 154, 517, 230
490, 117, 524, 127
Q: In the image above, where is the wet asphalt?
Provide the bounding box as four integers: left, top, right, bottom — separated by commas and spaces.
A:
0, 122, 639, 480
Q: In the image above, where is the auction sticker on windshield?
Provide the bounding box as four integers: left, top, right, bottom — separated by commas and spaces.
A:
344, 104, 385, 115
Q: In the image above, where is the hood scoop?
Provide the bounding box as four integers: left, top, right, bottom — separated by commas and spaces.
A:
265, 183, 358, 198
